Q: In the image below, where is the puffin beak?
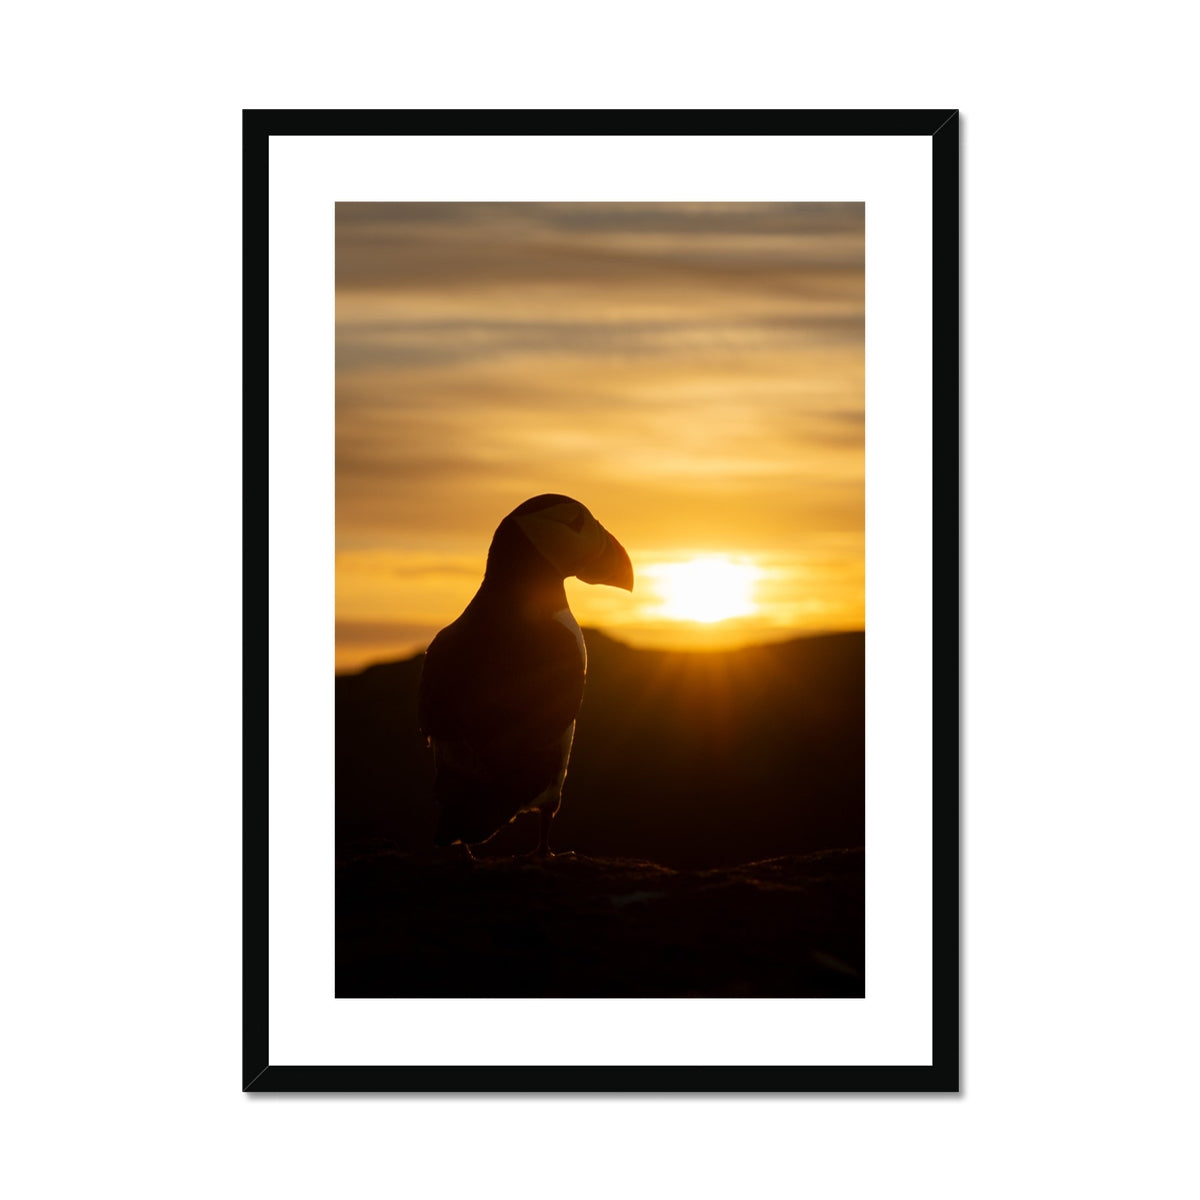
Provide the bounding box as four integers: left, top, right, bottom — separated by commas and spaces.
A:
576, 526, 634, 591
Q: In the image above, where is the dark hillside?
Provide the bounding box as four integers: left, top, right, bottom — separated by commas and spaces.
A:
336, 631, 863, 869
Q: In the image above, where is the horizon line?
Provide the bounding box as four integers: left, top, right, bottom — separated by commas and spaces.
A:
335, 626, 866, 678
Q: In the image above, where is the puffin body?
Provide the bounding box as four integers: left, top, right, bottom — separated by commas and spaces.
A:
418, 495, 633, 855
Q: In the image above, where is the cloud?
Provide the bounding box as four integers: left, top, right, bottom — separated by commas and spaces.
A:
336, 620, 439, 647
337, 314, 863, 372
335, 203, 864, 317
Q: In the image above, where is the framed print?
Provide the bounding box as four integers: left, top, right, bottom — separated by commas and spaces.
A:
246, 109, 959, 1092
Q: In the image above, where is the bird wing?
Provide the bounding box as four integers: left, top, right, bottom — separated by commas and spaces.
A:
419, 617, 586, 845
418, 616, 585, 771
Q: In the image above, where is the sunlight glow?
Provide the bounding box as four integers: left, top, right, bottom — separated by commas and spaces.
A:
643, 556, 763, 624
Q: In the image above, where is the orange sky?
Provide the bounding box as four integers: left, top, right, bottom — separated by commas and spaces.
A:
336, 202, 863, 673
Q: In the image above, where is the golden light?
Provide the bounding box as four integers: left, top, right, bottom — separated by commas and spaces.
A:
643, 556, 763, 624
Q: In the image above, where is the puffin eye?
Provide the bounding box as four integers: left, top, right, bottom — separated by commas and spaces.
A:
564, 511, 586, 533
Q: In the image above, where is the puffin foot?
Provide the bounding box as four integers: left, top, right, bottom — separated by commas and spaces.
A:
522, 845, 575, 860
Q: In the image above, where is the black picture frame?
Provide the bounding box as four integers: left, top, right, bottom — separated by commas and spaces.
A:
245, 108, 959, 1093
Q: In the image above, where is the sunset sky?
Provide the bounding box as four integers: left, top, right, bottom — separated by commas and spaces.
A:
335, 202, 863, 673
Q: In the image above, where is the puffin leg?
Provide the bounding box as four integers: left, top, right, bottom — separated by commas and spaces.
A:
526, 807, 553, 857
528, 806, 575, 858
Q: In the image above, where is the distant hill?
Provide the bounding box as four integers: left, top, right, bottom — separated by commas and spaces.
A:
336, 630, 863, 870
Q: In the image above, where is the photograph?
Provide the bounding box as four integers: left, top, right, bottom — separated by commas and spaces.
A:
333, 200, 867, 1001
252, 111, 958, 1090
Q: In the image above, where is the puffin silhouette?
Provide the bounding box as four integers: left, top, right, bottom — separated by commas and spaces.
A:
418, 495, 634, 856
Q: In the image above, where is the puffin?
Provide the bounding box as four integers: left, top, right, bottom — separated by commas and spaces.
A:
418, 494, 633, 857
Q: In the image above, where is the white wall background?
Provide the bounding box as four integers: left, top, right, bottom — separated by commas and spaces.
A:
3, 4, 1196, 1198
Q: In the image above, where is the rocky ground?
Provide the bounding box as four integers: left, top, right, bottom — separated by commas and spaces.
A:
336, 845, 864, 999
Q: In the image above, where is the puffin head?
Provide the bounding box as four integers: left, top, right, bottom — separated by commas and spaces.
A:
490, 494, 634, 592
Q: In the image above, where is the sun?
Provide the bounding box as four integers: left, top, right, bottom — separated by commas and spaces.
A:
644, 556, 762, 624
